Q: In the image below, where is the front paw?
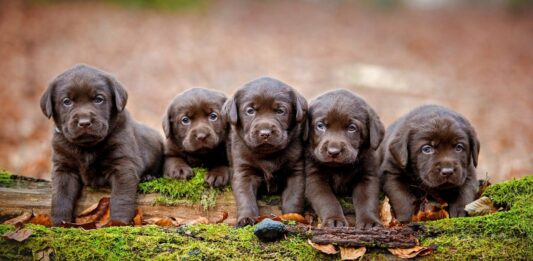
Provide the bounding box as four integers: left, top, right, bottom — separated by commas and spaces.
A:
236, 216, 256, 227
205, 166, 230, 187
322, 216, 348, 228
355, 215, 382, 229
448, 203, 467, 217
164, 160, 193, 180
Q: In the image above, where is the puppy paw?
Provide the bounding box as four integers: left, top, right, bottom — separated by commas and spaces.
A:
164, 160, 193, 180
322, 217, 348, 228
205, 166, 230, 187
448, 203, 467, 217
356, 215, 382, 229
236, 216, 256, 227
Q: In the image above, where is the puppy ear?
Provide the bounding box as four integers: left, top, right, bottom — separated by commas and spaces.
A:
367, 107, 385, 150
301, 113, 309, 141
40, 82, 55, 119
106, 75, 128, 112
388, 128, 409, 168
469, 127, 481, 167
162, 108, 172, 139
295, 93, 308, 123
222, 98, 238, 126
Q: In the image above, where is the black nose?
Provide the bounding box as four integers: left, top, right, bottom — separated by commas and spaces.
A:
440, 167, 455, 176
327, 147, 341, 157
259, 129, 271, 138
78, 118, 92, 128
195, 133, 209, 141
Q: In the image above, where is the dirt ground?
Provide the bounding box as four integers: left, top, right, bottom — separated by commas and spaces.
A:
0, 0, 531, 182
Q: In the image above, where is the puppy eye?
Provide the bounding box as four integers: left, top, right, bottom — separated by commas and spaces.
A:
181, 116, 191, 125
455, 143, 465, 152
316, 122, 326, 131
347, 124, 358, 133
245, 107, 255, 116
209, 112, 218, 121
421, 145, 435, 155
276, 108, 286, 115
94, 95, 105, 104
62, 98, 73, 107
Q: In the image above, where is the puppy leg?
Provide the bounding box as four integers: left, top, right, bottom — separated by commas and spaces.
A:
51, 171, 81, 225
382, 172, 417, 223
352, 175, 381, 229
205, 165, 231, 187
281, 165, 305, 214
164, 156, 193, 179
306, 173, 347, 228
449, 171, 477, 217
232, 169, 262, 227
109, 169, 139, 224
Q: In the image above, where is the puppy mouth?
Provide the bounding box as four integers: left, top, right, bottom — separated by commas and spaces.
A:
313, 147, 358, 165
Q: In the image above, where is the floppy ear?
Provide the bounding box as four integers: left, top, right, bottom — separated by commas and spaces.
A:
367, 107, 385, 150
295, 93, 308, 123
388, 127, 410, 169
106, 75, 128, 112
162, 107, 172, 139
469, 127, 481, 167
222, 97, 238, 126
40, 82, 55, 119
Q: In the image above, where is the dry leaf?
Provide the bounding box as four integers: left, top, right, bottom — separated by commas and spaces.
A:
77, 202, 99, 216
388, 245, 436, 258
29, 214, 52, 227
279, 213, 308, 224
411, 198, 449, 222
133, 209, 142, 226
36, 248, 53, 261
340, 246, 366, 260
465, 196, 496, 216
308, 239, 338, 254
75, 197, 110, 224
215, 211, 229, 224
3, 212, 33, 227
186, 217, 209, 225
379, 197, 393, 227
60, 221, 97, 230
3, 228, 33, 242
145, 217, 175, 226
96, 208, 111, 227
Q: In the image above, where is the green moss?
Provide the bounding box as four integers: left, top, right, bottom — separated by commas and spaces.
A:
422, 175, 533, 260
138, 168, 229, 210
0, 169, 14, 186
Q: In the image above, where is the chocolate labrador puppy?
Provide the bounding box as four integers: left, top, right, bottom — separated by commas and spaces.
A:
379, 105, 480, 222
305, 90, 384, 229
225, 77, 307, 227
40, 64, 164, 225
162, 88, 230, 187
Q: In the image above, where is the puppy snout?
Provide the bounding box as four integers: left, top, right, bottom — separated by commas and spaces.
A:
440, 167, 455, 177
195, 132, 210, 141
77, 118, 92, 128
327, 146, 341, 157
259, 129, 272, 138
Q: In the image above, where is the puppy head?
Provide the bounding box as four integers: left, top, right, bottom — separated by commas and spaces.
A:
40, 64, 127, 146
308, 89, 384, 165
163, 88, 227, 153
224, 77, 307, 154
389, 105, 480, 189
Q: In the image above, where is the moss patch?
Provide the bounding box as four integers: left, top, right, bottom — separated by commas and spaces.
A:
0, 169, 14, 186
422, 175, 533, 260
138, 168, 229, 210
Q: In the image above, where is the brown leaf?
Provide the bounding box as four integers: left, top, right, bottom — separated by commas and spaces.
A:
96, 208, 111, 227
465, 196, 497, 216
279, 213, 308, 224
411, 198, 449, 222
186, 216, 209, 225
308, 239, 338, 254
101, 220, 128, 227
215, 211, 229, 224
60, 221, 97, 230
29, 214, 52, 227
75, 197, 110, 224
36, 248, 53, 261
340, 246, 366, 260
3, 212, 33, 227
388, 245, 436, 258
379, 197, 393, 227
3, 228, 33, 242
145, 217, 176, 227
133, 209, 142, 226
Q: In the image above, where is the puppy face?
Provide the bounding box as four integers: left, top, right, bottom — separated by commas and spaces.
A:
40, 64, 127, 146
163, 88, 227, 153
308, 90, 384, 165
389, 106, 480, 189
225, 77, 306, 154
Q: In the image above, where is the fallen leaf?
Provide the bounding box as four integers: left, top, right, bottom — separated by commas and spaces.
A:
29, 214, 52, 227
340, 246, 366, 260
77, 201, 100, 216
308, 239, 338, 254
145, 217, 175, 226
379, 197, 393, 227
476, 179, 491, 199
279, 213, 308, 224
411, 198, 449, 222
465, 196, 496, 216
133, 209, 142, 226
3, 228, 33, 242
75, 197, 110, 224
186, 217, 209, 225
3, 212, 33, 227
96, 208, 111, 227
102, 220, 128, 227
215, 211, 229, 224
388, 245, 436, 258
36, 248, 53, 261
60, 221, 97, 230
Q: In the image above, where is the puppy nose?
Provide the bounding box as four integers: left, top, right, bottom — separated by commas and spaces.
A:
440, 167, 455, 176
259, 129, 272, 138
327, 147, 341, 157
78, 118, 92, 128
195, 132, 210, 141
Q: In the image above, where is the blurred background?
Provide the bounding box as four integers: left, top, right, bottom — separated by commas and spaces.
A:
0, 0, 531, 182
